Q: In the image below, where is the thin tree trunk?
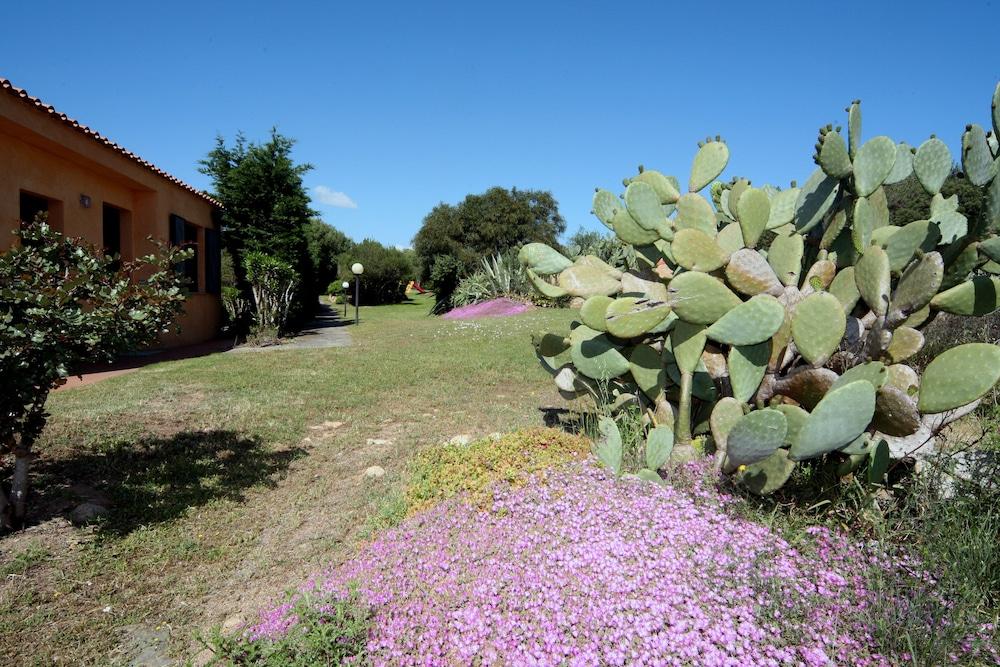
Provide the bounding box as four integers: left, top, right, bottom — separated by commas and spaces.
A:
11, 449, 31, 523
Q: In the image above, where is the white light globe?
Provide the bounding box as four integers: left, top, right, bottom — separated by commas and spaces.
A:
342, 281, 350, 289
351, 262, 364, 275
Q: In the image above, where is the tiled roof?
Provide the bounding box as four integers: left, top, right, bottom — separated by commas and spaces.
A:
0, 77, 221, 208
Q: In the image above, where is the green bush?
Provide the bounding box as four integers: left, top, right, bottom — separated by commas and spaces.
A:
244, 252, 299, 335
338, 239, 413, 306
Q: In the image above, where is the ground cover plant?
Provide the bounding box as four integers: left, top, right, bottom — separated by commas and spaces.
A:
233, 458, 998, 665
0, 293, 577, 664
522, 83, 1000, 496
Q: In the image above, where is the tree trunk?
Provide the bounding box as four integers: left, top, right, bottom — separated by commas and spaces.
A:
11, 449, 31, 524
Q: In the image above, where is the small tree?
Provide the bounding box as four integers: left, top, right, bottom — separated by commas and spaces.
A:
0, 219, 190, 526
244, 251, 299, 334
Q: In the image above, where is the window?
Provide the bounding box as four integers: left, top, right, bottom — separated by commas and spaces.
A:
205, 227, 222, 294
169, 214, 199, 292
19, 192, 49, 227
102, 204, 122, 258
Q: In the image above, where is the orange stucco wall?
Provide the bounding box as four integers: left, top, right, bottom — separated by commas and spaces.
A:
0, 93, 221, 347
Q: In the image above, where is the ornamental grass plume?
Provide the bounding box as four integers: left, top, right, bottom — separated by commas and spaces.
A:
246, 461, 997, 666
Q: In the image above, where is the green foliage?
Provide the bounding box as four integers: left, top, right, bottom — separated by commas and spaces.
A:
202, 586, 371, 665
244, 252, 299, 335
451, 251, 566, 309
0, 218, 190, 523
413, 187, 565, 307
199, 130, 317, 322
305, 219, 353, 292
525, 84, 1000, 496
337, 239, 413, 306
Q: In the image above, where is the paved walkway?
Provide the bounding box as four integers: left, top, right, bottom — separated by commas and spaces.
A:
229, 301, 353, 353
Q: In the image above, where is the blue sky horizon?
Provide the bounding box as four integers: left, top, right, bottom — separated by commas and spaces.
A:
3, 1, 998, 248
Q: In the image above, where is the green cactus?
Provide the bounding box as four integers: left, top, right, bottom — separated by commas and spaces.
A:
523, 84, 1000, 489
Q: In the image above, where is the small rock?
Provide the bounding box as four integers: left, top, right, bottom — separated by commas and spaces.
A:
366, 438, 392, 446
364, 466, 386, 479
569, 297, 585, 309
222, 616, 244, 632
69, 502, 109, 526
449, 434, 473, 446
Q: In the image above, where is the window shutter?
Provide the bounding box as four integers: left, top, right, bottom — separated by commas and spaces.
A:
205, 228, 222, 294
169, 214, 186, 246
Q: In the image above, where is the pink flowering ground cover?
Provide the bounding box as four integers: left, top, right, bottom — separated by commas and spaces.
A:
442, 298, 532, 320
246, 461, 996, 666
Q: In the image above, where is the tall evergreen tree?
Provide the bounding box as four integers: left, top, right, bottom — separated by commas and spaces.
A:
199, 129, 317, 320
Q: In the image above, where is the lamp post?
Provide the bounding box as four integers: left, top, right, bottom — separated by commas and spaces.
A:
341, 281, 350, 317
351, 263, 364, 325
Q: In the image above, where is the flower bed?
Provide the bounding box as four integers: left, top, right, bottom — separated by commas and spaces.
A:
241, 460, 998, 665
442, 298, 532, 320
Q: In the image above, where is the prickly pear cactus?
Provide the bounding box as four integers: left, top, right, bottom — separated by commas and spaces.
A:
522, 84, 1000, 492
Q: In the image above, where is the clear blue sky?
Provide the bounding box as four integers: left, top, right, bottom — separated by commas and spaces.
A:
2, 1, 997, 248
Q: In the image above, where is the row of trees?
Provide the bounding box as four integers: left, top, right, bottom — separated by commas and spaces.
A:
412, 187, 565, 310
200, 130, 413, 333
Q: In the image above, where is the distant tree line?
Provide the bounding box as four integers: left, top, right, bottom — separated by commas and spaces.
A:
412, 186, 566, 310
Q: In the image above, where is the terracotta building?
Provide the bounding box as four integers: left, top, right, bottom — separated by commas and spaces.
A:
0, 77, 222, 346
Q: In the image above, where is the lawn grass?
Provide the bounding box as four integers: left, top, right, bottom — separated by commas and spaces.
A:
0, 294, 578, 665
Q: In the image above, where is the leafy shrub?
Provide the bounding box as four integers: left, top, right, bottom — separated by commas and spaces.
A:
0, 218, 189, 524
403, 428, 591, 515
337, 239, 413, 306
244, 252, 299, 335
564, 227, 636, 272
202, 586, 371, 665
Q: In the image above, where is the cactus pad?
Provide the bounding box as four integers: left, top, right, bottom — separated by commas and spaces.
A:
795, 168, 840, 233
645, 425, 675, 470
913, 137, 952, 195
667, 271, 742, 324
726, 408, 788, 467
740, 448, 796, 496
853, 136, 897, 197
961, 124, 998, 187
791, 292, 846, 366
671, 321, 708, 374
672, 228, 729, 272
817, 130, 852, 179
630, 344, 667, 401
886, 326, 924, 363
738, 188, 770, 248
689, 140, 730, 192
706, 295, 784, 346
790, 380, 877, 460
527, 268, 570, 298
919, 343, 1000, 413
625, 181, 668, 231
570, 325, 630, 380
930, 277, 1000, 316
855, 245, 891, 315
873, 385, 921, 436
595, 417, 624, 476
725, 248, 783, 296
767, 187, 800, 229
728, 341, 770, 403
519, 243, 573, 276
768, 233, 804, 286
675, 193, 718, 236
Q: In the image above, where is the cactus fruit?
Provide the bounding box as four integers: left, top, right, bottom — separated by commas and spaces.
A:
524, 84, 1000, 491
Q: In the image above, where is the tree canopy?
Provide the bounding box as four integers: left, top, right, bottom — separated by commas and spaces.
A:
199, 129, 317, 319
305, 218, 353, 292
412, 187, 565, 309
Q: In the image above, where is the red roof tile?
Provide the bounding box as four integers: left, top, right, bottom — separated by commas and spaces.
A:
0, 77, 221, 208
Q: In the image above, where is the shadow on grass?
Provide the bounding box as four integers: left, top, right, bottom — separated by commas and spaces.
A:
27, 430, 305, 536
